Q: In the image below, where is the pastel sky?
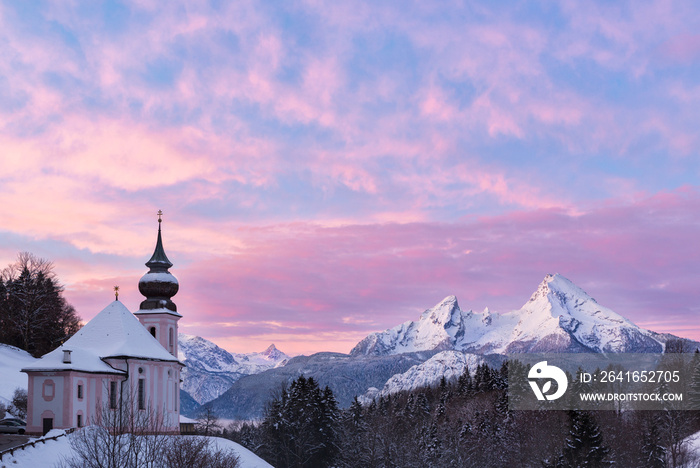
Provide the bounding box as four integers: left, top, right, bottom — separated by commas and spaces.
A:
2, 1, 700, 356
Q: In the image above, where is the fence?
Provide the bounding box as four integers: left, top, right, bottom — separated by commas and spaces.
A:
0, 427, 75, 461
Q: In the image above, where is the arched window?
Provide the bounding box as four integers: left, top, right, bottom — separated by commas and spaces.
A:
169, 328, 173, 351
150, 327, 156, 338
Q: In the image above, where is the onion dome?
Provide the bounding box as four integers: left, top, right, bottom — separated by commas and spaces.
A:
138, 211, 179, 312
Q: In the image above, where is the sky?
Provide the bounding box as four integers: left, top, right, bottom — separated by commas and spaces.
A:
1, 0, 700, 356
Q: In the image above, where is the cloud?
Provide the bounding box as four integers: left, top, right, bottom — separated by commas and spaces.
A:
52, 187, 692, 355
1, 1, 700, 354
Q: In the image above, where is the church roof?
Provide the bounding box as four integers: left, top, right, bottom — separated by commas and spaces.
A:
22, 300, 180, 373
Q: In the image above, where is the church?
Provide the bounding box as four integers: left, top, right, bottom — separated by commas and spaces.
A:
21, 213, 184, 435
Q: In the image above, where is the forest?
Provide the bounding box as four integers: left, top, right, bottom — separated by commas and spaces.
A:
226, 358, 700, 468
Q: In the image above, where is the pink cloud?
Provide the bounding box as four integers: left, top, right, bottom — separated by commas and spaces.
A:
659, 33, 700, 63
51, 187, 691, 355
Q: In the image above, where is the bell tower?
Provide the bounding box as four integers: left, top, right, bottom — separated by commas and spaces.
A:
134, 210, 182, 357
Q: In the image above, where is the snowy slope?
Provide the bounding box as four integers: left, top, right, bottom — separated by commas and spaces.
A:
0, 343, 37, 406
178, 334, 289, 404
0, 430, 273, 468
361, 351, 485, 402
352, 274, 670, 356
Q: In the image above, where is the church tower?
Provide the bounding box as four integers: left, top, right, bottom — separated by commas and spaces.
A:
134, 210, 181, 357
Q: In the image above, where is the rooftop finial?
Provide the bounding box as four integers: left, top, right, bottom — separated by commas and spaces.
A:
157, 209, 163, 224
114, 285, 120, 301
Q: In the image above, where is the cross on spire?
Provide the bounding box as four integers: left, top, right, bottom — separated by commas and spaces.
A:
157, 209, 163, 223
114, 285, 120, 300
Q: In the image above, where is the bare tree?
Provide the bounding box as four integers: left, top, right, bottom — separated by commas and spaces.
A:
57, 399, 239, 468
9, 388, 27, 419
196, 405, 222, 436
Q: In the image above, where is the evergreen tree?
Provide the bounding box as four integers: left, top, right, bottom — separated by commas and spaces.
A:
559, 410, 611, 467
260, 375, 339, 468
689, 353, 700, 410
457, 363, 473, 395
0, 252, 81, 356
640, 418, 666, 468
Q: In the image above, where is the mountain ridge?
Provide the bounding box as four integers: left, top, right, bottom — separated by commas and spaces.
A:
351, 274, 676, 356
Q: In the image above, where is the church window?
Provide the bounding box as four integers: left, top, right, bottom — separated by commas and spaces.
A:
150, 326, 156, 338
42, 380, 55, 401
169, 328, 173, 351
110, 381, 118, 409
77, 414, 82, 428
138, 379, 145, 410
77, 384, 83, 399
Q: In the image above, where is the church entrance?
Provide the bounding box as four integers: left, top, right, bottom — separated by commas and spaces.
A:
42, 418, 53, 436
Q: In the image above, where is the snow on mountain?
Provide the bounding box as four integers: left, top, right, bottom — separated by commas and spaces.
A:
360, 351, 485, 402
0, 343, 36, 406
232, 343, 290, 373
352, 274, 669, 356
178, 334, 289, 404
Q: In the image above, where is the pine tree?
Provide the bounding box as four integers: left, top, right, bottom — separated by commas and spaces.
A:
559, 410, 611, 467
457, 363, 473, 395
0, 252, 80, 356
689, 352, 700, 410
640, 418, 665, 468
260, 376, 339, 468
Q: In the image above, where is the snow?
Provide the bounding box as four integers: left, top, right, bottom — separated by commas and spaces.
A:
178, 334, 289, 404
679, 430, 700, 466
0, 344, 36, 406
138, 272, 179, 284
0, 431, 75, 468
360, 351, 483, 402
351, 273, 666, 356
135, 307, 182, 317
22, 301, 180, 374
0, 431, 273, 468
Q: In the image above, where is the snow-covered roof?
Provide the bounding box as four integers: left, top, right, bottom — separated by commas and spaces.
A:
21, 347, 125, 374
23, 301, 181, 374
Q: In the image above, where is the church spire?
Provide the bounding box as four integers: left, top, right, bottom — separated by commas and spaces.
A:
137, 210, 179, 313
146, 210, 173, 269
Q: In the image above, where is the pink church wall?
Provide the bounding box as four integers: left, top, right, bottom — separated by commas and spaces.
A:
25, 361, 181, 435
136, 314, 179, 357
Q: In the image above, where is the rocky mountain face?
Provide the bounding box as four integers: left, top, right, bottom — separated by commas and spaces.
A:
178, 334, 289, 405
203, 351, 430, 420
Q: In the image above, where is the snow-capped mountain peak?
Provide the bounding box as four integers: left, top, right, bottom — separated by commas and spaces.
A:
178, 334, 290, 405
351, 274, 669, 356
262, 344, 286, 360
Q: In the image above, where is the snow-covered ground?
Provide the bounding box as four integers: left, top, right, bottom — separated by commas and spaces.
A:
0, 429, 272, 468
0, 344, 36, 407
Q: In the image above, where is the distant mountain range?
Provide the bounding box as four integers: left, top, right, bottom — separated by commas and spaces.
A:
178, 334, 289, 405
191, 273, 698, 420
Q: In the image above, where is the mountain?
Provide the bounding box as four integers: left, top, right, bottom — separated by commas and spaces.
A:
205, 351, 429, 420
199, 274, 698, 420
178, 334, 289, 405
352, 274, 677, 356
360, 351, 503, 403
